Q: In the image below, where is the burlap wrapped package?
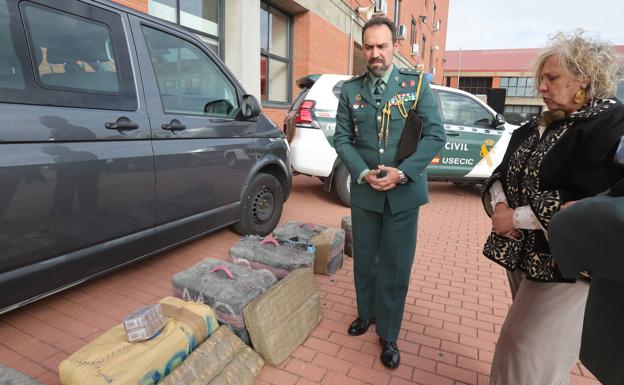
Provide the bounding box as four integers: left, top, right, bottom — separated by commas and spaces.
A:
273, 221, 345, 275
160, 326, 263, 385
0, 364, 42, 385
341, 216, 353, 257
229, 235, 314, 279
311, 228, 345, 275
272, 221, 327, 240
59, 298, 217, 385
243, 269, 322, 365
172, 259, 277, 344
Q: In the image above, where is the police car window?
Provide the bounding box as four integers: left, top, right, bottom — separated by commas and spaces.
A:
22, 3, 120, 93
438, 91, 493, 128
332, 80, 346, 98
142, 26, 239, 118
0, 0, 25, 90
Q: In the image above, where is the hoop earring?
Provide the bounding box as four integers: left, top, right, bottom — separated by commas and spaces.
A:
574, 89, 587, 104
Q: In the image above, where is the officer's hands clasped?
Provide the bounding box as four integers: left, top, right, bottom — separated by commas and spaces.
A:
364, 165, 400, 191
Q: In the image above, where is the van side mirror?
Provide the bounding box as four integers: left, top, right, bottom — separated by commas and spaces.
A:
494, 113, 506, 128
241, 94, 262, 119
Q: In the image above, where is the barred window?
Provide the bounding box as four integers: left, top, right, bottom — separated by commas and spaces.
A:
458, 77, 492, 95
504, 105, 541, 125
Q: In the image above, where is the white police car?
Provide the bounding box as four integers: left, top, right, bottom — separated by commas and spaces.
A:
284, 74, 518, 206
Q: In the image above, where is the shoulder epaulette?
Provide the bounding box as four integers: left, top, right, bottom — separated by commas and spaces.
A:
344, 72, 367, 83
398, 67, 422, 76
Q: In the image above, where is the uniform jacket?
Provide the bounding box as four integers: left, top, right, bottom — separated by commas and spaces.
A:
333, 66, 445, 214
549, 188, 624, 385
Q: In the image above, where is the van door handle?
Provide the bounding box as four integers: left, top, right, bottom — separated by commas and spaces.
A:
446, 132, 460, 136
162, 119, 186, 131
105, 117, 139, 130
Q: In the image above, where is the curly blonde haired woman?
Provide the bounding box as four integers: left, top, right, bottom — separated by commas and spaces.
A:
481, 30, 624, 385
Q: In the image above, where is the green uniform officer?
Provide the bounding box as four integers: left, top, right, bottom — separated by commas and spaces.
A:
333, 16, 445, 369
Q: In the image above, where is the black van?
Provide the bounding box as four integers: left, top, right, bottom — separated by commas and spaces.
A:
0, 0, 291, 313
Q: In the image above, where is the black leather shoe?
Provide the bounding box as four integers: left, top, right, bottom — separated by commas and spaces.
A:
379, 338, 400, 369
347, 318, 375, 336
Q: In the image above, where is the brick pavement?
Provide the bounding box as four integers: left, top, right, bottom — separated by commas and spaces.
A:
0, 176, 599, 385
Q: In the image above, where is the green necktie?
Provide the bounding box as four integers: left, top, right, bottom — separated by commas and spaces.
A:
373, 79, 384, 103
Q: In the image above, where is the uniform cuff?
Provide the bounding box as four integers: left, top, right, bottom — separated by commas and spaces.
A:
357, 169, 370, 184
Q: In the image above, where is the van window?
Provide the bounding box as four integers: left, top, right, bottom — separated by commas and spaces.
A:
0, 0, 25, 90
142, 26, 238, 118
22, 3, 120, 93
438, 91, 493, 128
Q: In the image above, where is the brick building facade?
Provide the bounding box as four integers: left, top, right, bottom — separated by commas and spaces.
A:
112, 0, 448, 126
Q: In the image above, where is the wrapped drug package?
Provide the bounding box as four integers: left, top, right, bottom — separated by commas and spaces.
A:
172, 259, 277, 344
243, 269, 322, 365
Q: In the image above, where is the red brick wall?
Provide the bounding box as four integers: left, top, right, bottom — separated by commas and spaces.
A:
264, 11, 351, 126
262, 108, 289, 129
112, 0, 147, 13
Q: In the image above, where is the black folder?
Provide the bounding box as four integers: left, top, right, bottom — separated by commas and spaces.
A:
397, 108, 423, 161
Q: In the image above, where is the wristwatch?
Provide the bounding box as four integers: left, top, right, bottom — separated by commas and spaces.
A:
397, 170, 408, 184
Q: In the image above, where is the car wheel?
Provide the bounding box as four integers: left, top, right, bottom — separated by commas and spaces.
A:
334, 163, 351, 207
234, 173, 283, 236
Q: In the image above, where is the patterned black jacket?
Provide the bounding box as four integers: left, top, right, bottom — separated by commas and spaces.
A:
481, 98, 624, 282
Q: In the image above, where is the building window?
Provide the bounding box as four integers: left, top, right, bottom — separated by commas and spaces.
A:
500, 77, 536, 97
429, 47, 434, 73
148, 0, 221, 55
410, 17, 416, 47
504, 105, 541, 126
458, 77, 493, 95
421, 35, 426, 60
260, 2, 291, 104
393, 0, 401, 27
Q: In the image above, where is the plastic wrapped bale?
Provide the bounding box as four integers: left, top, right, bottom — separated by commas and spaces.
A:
274, 222, 345, 275
273, 221, 327, 241
229, 235, 314, 279
0, 364, 43, 385
341, 216, 353, 257
59, 298, 217, 385
312, 228, 345, 275
160, 326, 263, 385
244, 269, 322, 365
172, 259, 277, 345
159, 296, 219, 346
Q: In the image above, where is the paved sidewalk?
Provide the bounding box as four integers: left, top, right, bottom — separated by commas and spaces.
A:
0, 176, 599, 385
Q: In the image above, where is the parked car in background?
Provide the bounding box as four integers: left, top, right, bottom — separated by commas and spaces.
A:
0, 0, 291, 314
284, 74, 517, 206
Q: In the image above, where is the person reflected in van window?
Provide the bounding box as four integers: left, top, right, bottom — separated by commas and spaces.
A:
480, 30, 624, 385
333, 16, 445, 369
40, 117, 102, 216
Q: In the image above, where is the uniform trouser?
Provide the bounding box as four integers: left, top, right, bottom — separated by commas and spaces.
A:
351, 201, 419, 342
490, 277, 590, 385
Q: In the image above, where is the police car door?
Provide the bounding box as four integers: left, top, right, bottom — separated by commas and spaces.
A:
429, 90, 502, 180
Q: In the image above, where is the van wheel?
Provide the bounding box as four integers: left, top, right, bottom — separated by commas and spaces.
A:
334, 163, 351, 207
234, 173, 283, 236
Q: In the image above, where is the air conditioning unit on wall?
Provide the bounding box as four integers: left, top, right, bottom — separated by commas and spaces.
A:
396, 24, 407, 39
433, 20, 441, 32
374, 0, 388, 15
411, 43, 419, 55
